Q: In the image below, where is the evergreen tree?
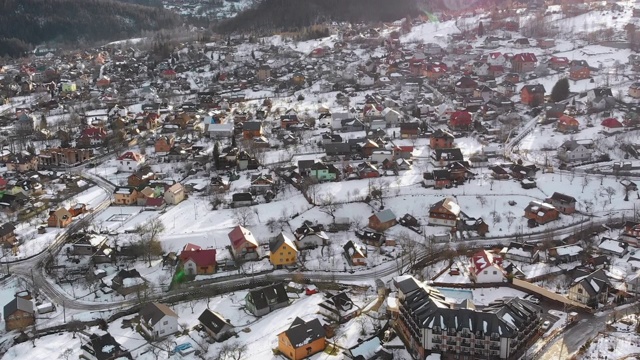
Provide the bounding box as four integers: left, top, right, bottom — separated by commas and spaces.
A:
39, 114, 47, 130
213, 141, 220, 169
551, 77, 570, 102
478, 21, 484, 37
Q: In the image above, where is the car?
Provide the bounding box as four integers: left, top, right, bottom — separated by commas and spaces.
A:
541, 320, 551, 331
523, 295, 540, 304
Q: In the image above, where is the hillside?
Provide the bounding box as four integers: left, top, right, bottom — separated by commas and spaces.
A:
0, 0, 181, 57
216, 0, 420, 34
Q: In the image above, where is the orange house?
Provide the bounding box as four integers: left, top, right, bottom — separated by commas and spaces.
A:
278, 317, 326, 360
569, 65, 590, 80
155, 135, 175, 153
557, 115, 579, 133
47, 207, 73, 228
520, 84, 545, 106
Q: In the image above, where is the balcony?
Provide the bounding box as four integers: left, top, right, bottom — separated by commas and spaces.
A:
446, 340, 457, 346
432, 329, 442, 335
490, 344, 501, 351
475, 344, 485, 349
461, 332, 472, 338
432, 338, 442, 344
461, 341, 471, 348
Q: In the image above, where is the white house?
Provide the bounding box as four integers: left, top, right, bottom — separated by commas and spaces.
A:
557, 139, 593, 163
371, 150, 394, 164
382, 108, 402, 127
357, 74, 375, 87
116, 151, 145, 172
469, 250, 504, 283
295, 231, 329, 249
139, 302, 179, 339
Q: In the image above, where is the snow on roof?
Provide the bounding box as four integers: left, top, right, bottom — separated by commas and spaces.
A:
554, 245, 582, 256
598, 239, 626, 254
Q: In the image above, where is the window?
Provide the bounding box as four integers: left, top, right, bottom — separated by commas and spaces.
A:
483, 270, 487, 274
163, 320, 168, 325
160, 330, 165, 334
578, 288, 583, 294
493, 271, 497, 275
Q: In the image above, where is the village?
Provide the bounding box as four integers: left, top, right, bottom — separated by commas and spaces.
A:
4, 1, 640, 360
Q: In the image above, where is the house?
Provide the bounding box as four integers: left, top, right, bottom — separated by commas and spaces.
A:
38, 148, 93, 168
469, 250, 504, 283
548, 244, 583, 263
524, 201, 559, 225
155, 135, 175, 153
557, 139, 593, 163
70, 234, 108, 257
497, 80, 516, 97
449, 111, 472, 131
395, 276, 542, 360
47, 207, 72, 228
325, 143, 352, 156
557, 115, 580, 134
511, 53, 537, 73
231, 192, 253, 208
430, 129, 454, 149
520, 84, 545, 106
601, 118, 624, 133
598, 238, 628, 258
81, 332, 133, 360
127, 167, 155, 187
510, 164, 538, 180
308, 162, 337, 182
0, 223, 17, 248
6, 153, 38, 173
428, 197, 460, 227
294, 225, 329, 249
228, 225, 260, 260
569, 63, 590, 80
164, 183, 185, 205
340, 118, 366, 132
343, 240, 367, 266
250, 173, 275, 195
368, 209, 397, 232
454, 76, 477, 95
77, 127, 108, 148
568, 269, 611, 308
113, 186, 139, 205
116, 151, 145, 172
3, 297, 34, 331
545, 192, 577, 215
245, 283, 289, 316
629, 82, 640, 98
198, 309, 235, 341
179, 243, 217, 275
319, 292, 359, 323
548, 56, 570, 70
431, 148, 464, 168
111, 269, 147, 296
400, 122, 420, 139
500, 242, 540, 264
269, 233, 298, 267
139, 302, 179, 339
489, 165, 510, 180
257, 64, 271, 81
277, 317, 326, 360
242, 121, 263, 140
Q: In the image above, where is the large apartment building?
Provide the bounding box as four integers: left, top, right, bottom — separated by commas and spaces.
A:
394, 276, 542, 360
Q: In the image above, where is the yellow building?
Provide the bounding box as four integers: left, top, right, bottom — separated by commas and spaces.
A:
278, 317, 326, 360
269, 233, 298, 267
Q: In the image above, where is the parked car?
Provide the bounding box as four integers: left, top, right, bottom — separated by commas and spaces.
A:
523, 295, 540, 304
541, 320, 551, 331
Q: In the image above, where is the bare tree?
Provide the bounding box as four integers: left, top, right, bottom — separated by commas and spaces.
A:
318, 193, 342, 223
505, 211, 516, 229
217, 342, 248, 360
581, 176, 590, 193
58, 348, 74, 360
134, 218, 166, 266
233, 207, 255, 227
476, 195, 488, 208
602, 186, 617, 204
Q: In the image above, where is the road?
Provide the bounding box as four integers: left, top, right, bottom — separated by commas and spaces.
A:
535, 303, 640, 360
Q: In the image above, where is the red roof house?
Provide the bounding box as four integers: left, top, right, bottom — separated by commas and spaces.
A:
469, 250, 504, 283
228, 225, 260, 260
179, 243, 217, 275
449, 111, 472, 131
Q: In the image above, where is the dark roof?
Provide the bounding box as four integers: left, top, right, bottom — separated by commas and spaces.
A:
0, 223, 15, 237
297, 159, 315, 171
81, 333, 132, 360
139, 302, 178, 326
433, 148, 464, 161
114, 269, 142, 280
242, 121, 262, 131
549, 192, 576, 204
395, 277, 421, 295
3, 297, 33, 319
432, 128, 454, 140
282, 317, 326, 348
247, 283, 289, 310
198, 309, 232, 334
232, 192, 253, 202
269, 232, 295, 253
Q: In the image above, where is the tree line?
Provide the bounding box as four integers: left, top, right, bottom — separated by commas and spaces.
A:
0, 0, 181, 57
216, 0, 420, 34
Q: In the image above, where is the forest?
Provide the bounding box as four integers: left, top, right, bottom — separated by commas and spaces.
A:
0, 0, 181, 57
217, 0, 420, 34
